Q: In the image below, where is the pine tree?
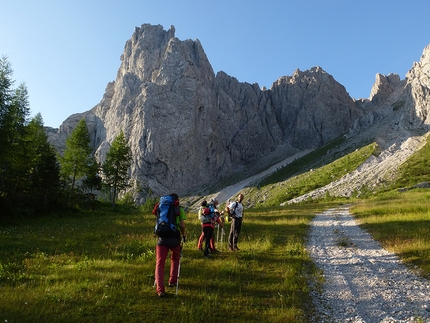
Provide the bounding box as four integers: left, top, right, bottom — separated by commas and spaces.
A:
102, 131, 132, 208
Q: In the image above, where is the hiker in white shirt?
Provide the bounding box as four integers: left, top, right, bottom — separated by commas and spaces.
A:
226, 193, 244, 251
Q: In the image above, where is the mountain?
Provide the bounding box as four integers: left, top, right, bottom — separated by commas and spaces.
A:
47, 24, 430, 203
270, 44, 430, 204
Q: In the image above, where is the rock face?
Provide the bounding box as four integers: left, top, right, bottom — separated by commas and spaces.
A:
270, 67, 361, 149
400, 44, 430, 129
369, 73, 402, 105
47, 24, 430, 201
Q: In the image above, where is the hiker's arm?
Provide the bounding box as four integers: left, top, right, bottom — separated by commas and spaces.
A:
225, 206, 232, 217
179, 219, 186, 237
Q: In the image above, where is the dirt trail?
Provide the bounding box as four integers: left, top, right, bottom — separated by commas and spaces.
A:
307, 206, 430, 322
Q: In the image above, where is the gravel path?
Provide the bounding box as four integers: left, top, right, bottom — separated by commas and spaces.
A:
307, 206, 430, 323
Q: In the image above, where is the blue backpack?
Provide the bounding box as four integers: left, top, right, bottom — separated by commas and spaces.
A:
155, 195, 179, 238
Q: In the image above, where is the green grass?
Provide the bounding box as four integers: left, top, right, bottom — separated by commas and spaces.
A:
245, 142, 377, 207
258, 135, 347, 187
351, 190, 430, 278
0, 202, 341, 323
389, 135, 430, 189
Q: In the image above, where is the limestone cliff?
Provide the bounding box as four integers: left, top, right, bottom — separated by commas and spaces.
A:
47, 24, 429, 201
400, 44, 430, 129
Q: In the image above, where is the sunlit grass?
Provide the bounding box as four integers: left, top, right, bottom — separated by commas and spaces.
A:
0, 202, 340, 323
246, 142, 377, 207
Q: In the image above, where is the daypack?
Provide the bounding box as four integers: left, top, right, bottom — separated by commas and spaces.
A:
227, 202, 238, 218
199, 205, 214, 223
154, 195, 179, 238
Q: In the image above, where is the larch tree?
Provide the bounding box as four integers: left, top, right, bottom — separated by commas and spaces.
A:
26, 113, 61, 210
102, 131, 132, 208
0, 56, 31, 214
0, 57, 62, 215
59, 118, 94, 207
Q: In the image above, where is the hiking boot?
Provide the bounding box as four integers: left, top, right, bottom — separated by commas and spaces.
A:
168, 283, 176, 287
211, 249, 219, 253
234, 245, 240, 250
158, 292, 165, 297
204, 248, 210, 258
229, 245, 234, 251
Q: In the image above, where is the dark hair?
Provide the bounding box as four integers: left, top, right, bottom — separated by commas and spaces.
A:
201, 200, 207, 207
170, 193, 179, 201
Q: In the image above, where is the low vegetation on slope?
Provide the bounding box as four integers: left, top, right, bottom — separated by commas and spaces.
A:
244, 141, 378, 207
389, 135, 430, 189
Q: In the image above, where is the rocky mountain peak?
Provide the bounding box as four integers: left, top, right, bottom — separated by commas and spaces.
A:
400, 43, 430, 129
47, 25, 430, 202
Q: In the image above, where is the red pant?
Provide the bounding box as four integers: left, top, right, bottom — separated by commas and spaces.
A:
155, 244, 181, 294
198, 231, 215, 250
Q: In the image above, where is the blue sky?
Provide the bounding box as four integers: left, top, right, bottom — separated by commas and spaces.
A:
1, 1, 430, 128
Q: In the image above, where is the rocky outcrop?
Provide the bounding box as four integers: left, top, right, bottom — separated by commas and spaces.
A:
400, 44, 430, 129
269, 67, 361, 149
369, 73, 402, 105
47, 24, 429, 201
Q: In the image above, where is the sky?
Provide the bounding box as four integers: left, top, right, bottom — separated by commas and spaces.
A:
1, 1, 430, 128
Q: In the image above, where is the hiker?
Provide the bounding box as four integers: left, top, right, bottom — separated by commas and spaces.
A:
199, 198, 224, 257
197, 200, 211, 251
197, 199, 223, 252
227, 193, 244, 251
152, 193, 186, 297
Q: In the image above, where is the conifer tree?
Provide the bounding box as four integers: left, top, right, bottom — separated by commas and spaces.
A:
0, 56, 31, 214
59, 118, 93, 207
83, 158, 102, 194
26, 114, 61, 210
102, 131, 132, 208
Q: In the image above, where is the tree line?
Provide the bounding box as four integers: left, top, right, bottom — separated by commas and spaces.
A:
0, 56, 132, 218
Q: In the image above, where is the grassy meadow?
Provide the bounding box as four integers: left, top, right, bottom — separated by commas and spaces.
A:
0, 202, 342, 323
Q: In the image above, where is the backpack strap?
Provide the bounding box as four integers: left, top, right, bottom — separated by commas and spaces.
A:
230, 202, 238, 216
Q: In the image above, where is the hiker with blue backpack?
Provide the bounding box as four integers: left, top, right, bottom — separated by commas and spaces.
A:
226, 193, 244, 251
152, 193, 186, 297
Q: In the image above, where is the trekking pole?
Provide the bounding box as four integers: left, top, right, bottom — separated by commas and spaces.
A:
153, 235, 158, 288
176, 243, 183, 296
221, 228, 225, 252
232, 217, 236, 250
216, 223, 220, 245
